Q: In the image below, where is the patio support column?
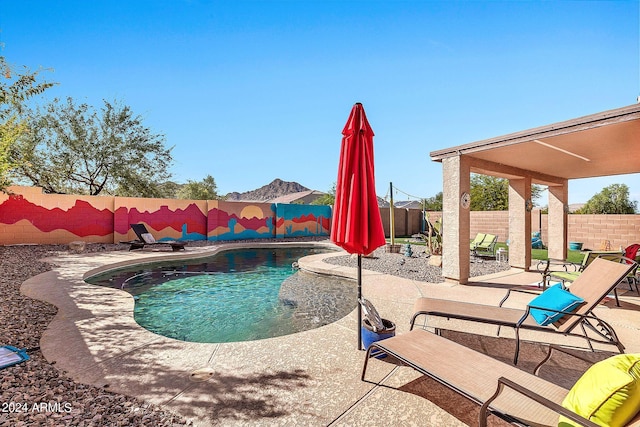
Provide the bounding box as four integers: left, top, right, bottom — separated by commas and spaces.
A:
442, 155, 470, 284
508, 177, 532, 270
547, 182, 568, 261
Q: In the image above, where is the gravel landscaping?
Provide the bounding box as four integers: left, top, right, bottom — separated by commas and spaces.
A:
0, 243, 192, 427
324, 243, 511, 283
0, 239, 509, 426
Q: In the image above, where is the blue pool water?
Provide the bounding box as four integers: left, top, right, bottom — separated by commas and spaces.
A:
86, 247, 356, 343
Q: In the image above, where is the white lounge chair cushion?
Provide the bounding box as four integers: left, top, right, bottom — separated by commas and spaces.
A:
141, 233, 156, 244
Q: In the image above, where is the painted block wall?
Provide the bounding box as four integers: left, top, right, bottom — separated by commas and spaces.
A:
0, 186, 114, 244
275, 204, 331, 238
1, 186, 638, 248
114, 197, 208, 243
208, 200, 275, 241
0, 186, 331, 245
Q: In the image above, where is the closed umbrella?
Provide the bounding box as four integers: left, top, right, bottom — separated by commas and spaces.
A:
331, 102, 386, 349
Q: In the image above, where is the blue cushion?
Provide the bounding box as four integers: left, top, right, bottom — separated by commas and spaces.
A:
528, 283, 584, 326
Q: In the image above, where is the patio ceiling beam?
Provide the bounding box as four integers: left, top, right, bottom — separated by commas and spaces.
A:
468, 157, 566, 186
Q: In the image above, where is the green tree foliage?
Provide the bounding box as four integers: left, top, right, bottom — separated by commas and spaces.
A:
155, 180, 182, 199
176, 175, 223, 200
0, 118, 25, 189
470, 174, 509, 210
470, 174, 545, 211
575, 184, 637, 214
0, 56, 56, 191
14, 97, 173, 196
421, 192, 442, 211
311, 183, 336, 206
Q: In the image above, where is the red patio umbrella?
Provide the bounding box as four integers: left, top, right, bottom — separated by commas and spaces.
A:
331, 102, 386, 350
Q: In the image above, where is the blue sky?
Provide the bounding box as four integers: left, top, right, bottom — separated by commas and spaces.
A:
1, 0, 638, 205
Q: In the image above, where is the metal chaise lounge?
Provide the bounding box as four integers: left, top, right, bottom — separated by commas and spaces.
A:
471, 233, 498, 259
539, 250, 623, 286
470, 233, 486, 252
126, 223, 187, 251
539, 252, 629, 306
362, 332, 640, 426
411, 256, 637, 365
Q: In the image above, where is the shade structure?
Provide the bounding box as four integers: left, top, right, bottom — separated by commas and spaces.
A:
330, 102, 386, 350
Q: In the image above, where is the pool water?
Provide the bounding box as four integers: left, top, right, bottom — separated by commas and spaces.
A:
86, 247, 356, 343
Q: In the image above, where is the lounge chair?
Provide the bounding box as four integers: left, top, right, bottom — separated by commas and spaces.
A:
471, 233, 498, 258
126, 223, 186, 251
542, 250, 623, 285
540, 252, 628, 305
470, 233, 486, 252
362, 332, 640, 427
411, 256, 637, 365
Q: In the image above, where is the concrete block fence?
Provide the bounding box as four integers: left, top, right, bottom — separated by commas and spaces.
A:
394, 209, 639, 251
0, 186, 331, 245
1, 186, 638, 249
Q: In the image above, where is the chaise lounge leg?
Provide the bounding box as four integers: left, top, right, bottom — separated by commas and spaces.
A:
513, 328, 521, 365
361, 345, 377, 381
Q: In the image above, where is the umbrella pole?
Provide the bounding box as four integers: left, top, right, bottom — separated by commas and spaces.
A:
357, 254, 362, 350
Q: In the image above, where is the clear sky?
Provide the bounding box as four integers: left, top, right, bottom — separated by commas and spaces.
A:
1, 0, 638, 205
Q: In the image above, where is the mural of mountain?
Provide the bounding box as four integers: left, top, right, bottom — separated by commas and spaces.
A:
225, 179, 310, 202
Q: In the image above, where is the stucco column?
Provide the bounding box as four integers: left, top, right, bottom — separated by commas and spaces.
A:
547, 182, 568, 260
508, 177, 532, 270
442, 156, 470, 284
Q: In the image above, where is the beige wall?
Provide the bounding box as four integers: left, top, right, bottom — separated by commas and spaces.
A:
381, 207, 640, 249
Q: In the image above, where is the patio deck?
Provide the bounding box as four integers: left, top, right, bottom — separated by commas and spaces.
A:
20, 243, 640, 426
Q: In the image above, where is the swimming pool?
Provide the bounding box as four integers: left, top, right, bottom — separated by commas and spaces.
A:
86, 247, 356, 343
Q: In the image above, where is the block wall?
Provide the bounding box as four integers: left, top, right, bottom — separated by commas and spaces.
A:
0, 187, 114, 244
568, 214, 640, 251
0, 186, 331, 245
2, 186, 638, 248
275, 204, 331, 238
390, 207, 640, 250
469, 211, 510, 243
115, 197, 208, 243
208, 200, 275, 241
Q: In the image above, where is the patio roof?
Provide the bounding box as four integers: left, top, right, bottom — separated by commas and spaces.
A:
430, 103, 640, 183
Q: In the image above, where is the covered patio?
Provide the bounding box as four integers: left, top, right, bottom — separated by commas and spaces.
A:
430, 103, 640, 285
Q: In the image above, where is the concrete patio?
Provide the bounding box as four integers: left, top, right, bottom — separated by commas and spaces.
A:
20, 243, 640, 426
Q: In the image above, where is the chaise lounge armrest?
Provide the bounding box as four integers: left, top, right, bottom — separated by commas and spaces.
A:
481, 344, 604, 427
481, 344, 640, 427
479, 376, 599, 427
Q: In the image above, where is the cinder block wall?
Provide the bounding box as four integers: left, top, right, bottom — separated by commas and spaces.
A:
469, 211, 509, 243
2, 186, 638, 248
383, 208, 640, 250
568, 214, 640, 251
